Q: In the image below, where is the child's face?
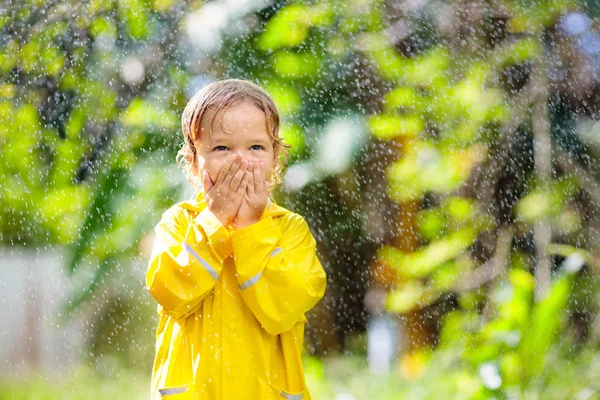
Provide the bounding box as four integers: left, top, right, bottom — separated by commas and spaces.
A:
195, 102, 275, 188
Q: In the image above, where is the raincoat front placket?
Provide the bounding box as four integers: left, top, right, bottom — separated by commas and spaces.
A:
190, 203, 252, 398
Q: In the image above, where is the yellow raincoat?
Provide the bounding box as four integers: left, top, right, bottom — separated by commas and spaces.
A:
145, 190, 327, 400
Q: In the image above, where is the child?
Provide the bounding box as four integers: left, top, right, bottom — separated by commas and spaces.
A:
145, 78, 327, 400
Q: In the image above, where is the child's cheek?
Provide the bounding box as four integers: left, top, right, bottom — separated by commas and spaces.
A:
199, 156, 220, 182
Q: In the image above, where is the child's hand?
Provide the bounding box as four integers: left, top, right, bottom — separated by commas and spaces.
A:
202, 155, 251, 227
234, 161, 269, 229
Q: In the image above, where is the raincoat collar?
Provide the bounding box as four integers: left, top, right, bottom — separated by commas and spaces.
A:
177, 188, 290, 220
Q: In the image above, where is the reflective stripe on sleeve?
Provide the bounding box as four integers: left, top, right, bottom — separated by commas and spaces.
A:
238, 247, 282, 290
280, 391, 303, 400
182, 241, 219, 280
239, 270, 263, 290
270, 247, 282, 257
158, 386, 188, 396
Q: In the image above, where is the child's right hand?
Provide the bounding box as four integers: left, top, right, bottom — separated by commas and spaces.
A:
202, 155, 251, 227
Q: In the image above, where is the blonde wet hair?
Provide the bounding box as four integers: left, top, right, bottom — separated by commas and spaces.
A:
177, 78, 291, 193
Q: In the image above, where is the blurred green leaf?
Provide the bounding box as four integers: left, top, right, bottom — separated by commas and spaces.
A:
368, 114, 424, 140
378, 226, 478, 279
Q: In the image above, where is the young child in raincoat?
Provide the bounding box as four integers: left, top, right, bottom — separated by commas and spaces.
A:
145, 78, 327, 400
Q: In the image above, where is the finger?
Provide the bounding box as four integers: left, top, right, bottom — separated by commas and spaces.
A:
229, 160, 248, 192
202, 170, 214, 193
235, 172, 251, 203
221, 155, 243, 187
216, 156, 237, 186
253, 161, 264, 194
246, 163, 255, 195
239, 171, 251, 192
261, 162, 270, 193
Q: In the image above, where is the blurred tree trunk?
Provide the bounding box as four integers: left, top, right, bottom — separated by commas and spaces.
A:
390, 137, 430, 355
532, 32, 553, 301
369, 134, 430, 371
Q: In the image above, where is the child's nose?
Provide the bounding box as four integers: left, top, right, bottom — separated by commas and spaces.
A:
233, 152, 258, 164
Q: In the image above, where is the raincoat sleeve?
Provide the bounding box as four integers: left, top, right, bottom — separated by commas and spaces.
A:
230, 214, 327, 336
146, 206, 233, 320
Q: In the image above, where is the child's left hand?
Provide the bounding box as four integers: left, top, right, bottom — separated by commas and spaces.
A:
234, 161, 269, 229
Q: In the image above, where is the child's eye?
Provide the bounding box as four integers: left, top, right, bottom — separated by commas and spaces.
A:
214, 146, 228, 151
251, 145, 264, 150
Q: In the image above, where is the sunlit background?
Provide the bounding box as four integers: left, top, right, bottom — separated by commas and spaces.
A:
2, 0, 600, 398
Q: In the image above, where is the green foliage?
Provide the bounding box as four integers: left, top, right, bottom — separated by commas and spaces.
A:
1, 0, 187, 313
3, 1, 599, 397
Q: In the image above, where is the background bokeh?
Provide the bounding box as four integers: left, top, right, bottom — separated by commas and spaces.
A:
2, 0, 600, 398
